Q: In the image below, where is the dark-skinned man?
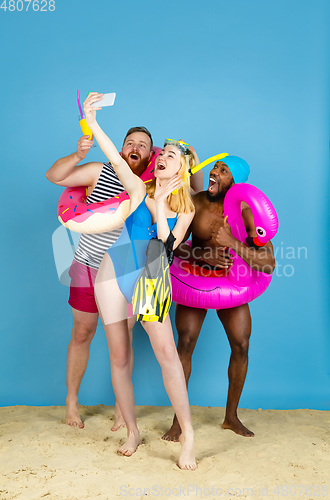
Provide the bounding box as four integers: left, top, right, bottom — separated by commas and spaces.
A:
162, 156, 275, 441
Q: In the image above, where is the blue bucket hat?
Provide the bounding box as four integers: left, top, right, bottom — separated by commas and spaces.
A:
223, 156, 250, 183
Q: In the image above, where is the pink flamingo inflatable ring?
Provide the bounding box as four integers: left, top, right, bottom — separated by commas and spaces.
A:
170, 183, 279, 309
57, 147, 161, 233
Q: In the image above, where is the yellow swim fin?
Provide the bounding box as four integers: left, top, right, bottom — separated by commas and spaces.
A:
132, 239, 172, 323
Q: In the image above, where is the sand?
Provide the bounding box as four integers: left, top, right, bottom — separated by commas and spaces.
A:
0, 405, 329, 500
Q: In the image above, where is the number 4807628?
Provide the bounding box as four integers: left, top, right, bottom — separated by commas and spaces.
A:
0, 0, 55, 11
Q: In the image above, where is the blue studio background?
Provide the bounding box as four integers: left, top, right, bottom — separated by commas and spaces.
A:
1, 0, 329, 410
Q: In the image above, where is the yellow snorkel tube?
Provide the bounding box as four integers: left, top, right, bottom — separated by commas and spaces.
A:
189, 152, 229, 176
172, 152, 229, 194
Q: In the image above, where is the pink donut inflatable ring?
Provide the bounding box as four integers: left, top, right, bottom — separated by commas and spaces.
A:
57, 147, 161, 233
170, 183, 279, 309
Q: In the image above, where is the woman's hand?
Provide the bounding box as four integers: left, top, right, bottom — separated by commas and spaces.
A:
83, 92, 103, 127
154, 175, 182, 204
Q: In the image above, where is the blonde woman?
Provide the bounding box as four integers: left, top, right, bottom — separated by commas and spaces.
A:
84, 93, 196, 470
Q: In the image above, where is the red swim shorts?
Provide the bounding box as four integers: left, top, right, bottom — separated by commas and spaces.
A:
68, 260, 98, 314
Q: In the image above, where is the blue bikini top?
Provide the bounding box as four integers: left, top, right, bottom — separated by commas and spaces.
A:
127, 194, 178, 239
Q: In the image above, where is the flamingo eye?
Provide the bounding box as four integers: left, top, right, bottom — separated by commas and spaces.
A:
256, 227, 266, 238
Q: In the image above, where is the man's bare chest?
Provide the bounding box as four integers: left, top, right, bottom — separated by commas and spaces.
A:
191, 209, 225, 243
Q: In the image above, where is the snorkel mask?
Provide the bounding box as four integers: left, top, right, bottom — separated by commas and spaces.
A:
164, 138, 191, 156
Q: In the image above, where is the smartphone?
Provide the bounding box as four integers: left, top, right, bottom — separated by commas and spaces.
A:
91, 92, 116, 108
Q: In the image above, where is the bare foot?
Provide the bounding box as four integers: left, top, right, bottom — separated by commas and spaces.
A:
66, 400, 84, 429
162, 421, 181, 442
222, 415, 254, 437
117, 431, 141, 457
111, 403, 126, 432
178, 433, 197, 470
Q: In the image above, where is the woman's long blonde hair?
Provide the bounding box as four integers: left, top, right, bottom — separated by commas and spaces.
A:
146, 151, 195, 214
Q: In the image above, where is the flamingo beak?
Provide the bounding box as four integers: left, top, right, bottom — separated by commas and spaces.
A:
246, 236, 267, 249
253, 237, 266, 247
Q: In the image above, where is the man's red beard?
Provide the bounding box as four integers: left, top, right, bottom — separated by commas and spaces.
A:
121, 152, 150, 175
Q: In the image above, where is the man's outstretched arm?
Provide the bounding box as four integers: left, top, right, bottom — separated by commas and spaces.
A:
46, 135, 103, 188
